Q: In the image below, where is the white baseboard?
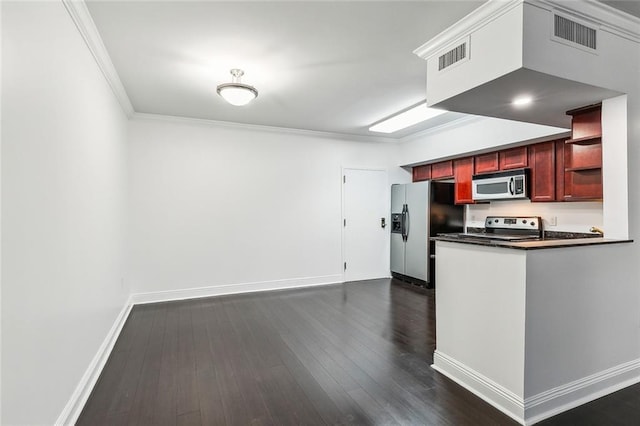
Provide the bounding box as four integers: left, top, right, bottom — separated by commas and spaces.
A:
433, 350, 640, 426
130, 274, 344, 305
432, 350, 526, 424
525, 357, 640, 424
55, 297, 133, 426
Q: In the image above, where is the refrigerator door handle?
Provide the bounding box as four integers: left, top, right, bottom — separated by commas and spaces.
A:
405, 205, 410, 242
400, 204, 407, 241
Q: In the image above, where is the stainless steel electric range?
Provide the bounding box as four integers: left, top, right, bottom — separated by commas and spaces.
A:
442, 216, 543, 242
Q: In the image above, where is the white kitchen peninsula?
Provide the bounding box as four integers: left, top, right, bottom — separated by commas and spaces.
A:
433, 238, 637, 425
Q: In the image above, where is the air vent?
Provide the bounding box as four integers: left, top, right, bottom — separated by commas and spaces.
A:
438, 42, 467, 71
554, 14, 596, 50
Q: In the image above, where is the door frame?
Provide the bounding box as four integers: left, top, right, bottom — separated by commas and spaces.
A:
341, 167, 390, 283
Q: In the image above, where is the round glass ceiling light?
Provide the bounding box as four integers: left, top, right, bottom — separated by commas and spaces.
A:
216, 69, 258, 106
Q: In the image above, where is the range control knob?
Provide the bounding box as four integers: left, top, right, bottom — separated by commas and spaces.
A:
530, 221, 536, 226
522, 219, 527, 224
494, 219, 499, 223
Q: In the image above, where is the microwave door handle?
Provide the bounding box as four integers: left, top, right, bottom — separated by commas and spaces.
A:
509, 177, 514, 195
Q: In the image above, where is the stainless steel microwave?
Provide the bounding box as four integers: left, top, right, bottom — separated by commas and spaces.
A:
472, 169, 529, 201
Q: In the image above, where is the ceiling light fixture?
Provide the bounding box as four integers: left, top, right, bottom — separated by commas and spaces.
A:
512, 95, 533, 107
217, 69, 258, 106
369, 103, 447, 134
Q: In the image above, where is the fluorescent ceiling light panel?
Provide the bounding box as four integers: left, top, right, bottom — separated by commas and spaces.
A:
369, 103, 447, 133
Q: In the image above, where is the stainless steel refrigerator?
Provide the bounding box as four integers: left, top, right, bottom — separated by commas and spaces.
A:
390, 181, 463, 287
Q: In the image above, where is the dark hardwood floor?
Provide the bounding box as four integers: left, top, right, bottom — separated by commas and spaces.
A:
78, 279, 640, 425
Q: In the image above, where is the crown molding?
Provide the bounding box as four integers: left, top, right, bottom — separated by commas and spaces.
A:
530, 0, 640, 43
413, 0, 523, 60
131, 112, 400, 144
62, 0, 134, 117
399, 114, 485, 144
414, 0, 640, 61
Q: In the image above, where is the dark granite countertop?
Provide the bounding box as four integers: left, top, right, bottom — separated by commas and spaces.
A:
433, 235, 633, 250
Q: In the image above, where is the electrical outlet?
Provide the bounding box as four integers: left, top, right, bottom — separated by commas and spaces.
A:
547, 216, 558, 227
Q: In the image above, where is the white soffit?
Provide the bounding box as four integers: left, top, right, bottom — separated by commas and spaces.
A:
412, 0, 636, 128
415, 0, 640, 60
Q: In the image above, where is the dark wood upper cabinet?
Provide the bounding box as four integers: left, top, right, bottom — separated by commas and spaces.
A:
430, 160, 454, 179
414, 106, 603, 203
563, 104, 603, 201
528, 141, 557, 202
567, 104, 602, 141
453, 157, 474, 205
499, 147, 528, 170
474, 152, 499, 174
412, 164, 431, 182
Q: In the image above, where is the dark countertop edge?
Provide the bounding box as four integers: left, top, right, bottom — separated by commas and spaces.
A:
432, 236, 634, 250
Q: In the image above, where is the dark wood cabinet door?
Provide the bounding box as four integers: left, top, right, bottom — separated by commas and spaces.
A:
528, 141, 556, 202
555, 140, 565, 201
564, 169, 603, 201
454, 157, 474, 205
474, 152, 499, 174
499, 147, 528, 170
412, 164, 431, 182
431, 160, 454, 179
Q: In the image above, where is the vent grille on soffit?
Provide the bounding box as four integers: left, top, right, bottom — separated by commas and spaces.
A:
554, 14, 597, 50
438, 42, 467, 71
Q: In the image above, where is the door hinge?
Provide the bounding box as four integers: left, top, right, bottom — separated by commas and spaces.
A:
343, 218, 346, 227
344, 262, 347, 271
343, 175, 346, 183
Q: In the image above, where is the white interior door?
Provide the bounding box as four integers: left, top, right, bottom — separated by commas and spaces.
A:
343, 168, 389, 282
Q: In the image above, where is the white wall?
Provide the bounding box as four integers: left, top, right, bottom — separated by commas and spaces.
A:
601, 95, 629, 239
0, 2, 3, 421
435, 242, 528, 398
127, 116, 401, 300
525, 243, 640, 398
1, 2, 129, 425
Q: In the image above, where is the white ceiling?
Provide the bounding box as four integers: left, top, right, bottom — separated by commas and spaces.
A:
85, 1, 639, 140
85, 0, 485, 138
601, 1, 640, 19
